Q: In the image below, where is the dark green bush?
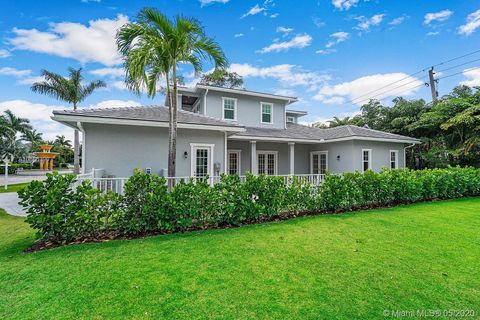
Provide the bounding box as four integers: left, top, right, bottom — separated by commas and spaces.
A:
19, 167, 480, 245
0, 163, 32, 174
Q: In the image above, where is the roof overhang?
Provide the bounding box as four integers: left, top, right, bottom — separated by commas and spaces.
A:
52, 114, 246, 133
286, 110, 308, 116
195, 84, 298, 104
228, 134, 421, 144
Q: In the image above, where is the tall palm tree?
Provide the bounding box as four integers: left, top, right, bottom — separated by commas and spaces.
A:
31, 68, 106, 174
116, 8, 228, 178
22, 129, 43, 148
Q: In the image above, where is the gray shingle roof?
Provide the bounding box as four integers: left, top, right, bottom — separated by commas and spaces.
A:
234, 123, 419, 142
53, 105, 243, 128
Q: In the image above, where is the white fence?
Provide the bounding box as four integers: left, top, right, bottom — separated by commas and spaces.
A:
74, 174, 326, 195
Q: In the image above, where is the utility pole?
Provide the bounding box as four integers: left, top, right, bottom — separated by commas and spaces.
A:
427, 67, 438, 103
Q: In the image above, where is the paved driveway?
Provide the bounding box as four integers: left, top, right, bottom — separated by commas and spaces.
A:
0, 192, 26, 216
0, 175, 47, 186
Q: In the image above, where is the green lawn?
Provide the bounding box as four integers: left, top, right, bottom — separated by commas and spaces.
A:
1, 198, 479, 319
0, 182, 30, 194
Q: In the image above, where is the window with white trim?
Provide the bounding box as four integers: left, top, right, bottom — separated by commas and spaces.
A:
286, 116, 295, 123
390, 150, 398, 169
227, 150, 241, 175
362, 149, 372, 172
223, 98, 236, 120
257, 151, 277, 175
261, 102, 273, 124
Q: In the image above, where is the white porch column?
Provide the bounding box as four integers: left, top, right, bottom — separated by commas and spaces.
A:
288, 142, 295, 175
250, 141, 257, 175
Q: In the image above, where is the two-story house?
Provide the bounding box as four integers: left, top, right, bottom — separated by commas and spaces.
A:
52, 84, 420, 178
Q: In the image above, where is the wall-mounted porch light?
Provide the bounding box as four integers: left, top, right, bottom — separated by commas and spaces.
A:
337, 155, 341, 161
184, 151, 188, 159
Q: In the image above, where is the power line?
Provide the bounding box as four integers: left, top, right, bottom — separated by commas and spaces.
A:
436, 66, 480, 81
436, 57, 480, 73
345, 48, 480, 105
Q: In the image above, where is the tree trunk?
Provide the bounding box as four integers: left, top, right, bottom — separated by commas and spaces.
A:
73, 102, 80, 174
168, 64, 178, 182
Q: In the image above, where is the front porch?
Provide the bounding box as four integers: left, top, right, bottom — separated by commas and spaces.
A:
226, 139, 328, 176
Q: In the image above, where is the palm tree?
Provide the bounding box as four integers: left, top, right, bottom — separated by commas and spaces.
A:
328, 116, 352, 128
22, 129, 43, 148
116, 8, 228, 178
54, 135, 72, 148
1, 109, 32, 135
31, 68, 106, 173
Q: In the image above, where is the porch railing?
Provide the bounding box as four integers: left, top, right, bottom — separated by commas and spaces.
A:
74, 174, 326, 195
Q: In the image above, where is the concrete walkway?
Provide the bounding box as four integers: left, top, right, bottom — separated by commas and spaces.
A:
0, 192, 26, 216
0, 175, 47, 186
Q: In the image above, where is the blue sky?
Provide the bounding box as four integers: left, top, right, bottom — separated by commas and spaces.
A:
0, 0, 479, 140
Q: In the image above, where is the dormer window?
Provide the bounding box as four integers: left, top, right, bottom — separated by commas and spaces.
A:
222, 97, 237, 121
261, 102, 273, 124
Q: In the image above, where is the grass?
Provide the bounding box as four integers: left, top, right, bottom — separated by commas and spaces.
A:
0, 198, 479, 319
0, 182, 30, 194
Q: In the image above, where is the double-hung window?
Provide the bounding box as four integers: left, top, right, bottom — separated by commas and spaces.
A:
223, 97, 237, 121
362, 149, 372, 172
390, 150, 398, 169
261, 102, 273, 124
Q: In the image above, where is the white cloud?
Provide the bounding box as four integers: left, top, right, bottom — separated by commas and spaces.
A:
0, 49, 10, 58
314, 73, 423, 106
89, 67, 124, 78
260, 34, 312, 53
389, 16, 406, 26
277, 26, 294, 33
270, 13, 279, 18
229, 63, 329, 89
0, 67, 32, 77
332, 0, 358, 11
458, 9, 480, 35
17, 76, 45, 85
460, 67, 480, 87
234, 33, 244, 38
316, 49, 336, 55
424, 10, 453, 25
89, 99, 141, 109
200, 0, 229, 7
355, 14, 385, 31
0, 100, 72, 140
325, 31, 349, 48
241, 4, 265, 18
9, 14, 128, 66
426, 31, 440, 37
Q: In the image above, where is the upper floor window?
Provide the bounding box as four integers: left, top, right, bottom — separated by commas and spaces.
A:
286, 116, 295, 123
390, 150, 398, 169
362, 149, 372, 172
223, 97, 237, 121
261, 102, 273, 124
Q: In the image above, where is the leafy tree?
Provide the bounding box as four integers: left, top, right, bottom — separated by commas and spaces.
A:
117, 7, 228, 178
0, 110, 33, 162
199, 69, 243, 88
31, 68, 106, 173
22, 129, 43, 149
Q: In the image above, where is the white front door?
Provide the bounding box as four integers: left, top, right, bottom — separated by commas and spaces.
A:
310, 151, 328, 174
191, 144, 214, 178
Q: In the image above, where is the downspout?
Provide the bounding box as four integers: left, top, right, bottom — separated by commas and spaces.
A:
203, 88, 209, 115
77, 121, 86, 174
403, 143, 416, 169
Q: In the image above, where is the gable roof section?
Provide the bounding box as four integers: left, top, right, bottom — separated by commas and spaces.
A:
230, 123, 420, 144
52, 106, 245, 132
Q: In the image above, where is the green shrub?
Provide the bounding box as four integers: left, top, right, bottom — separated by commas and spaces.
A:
0, 163, 32, 174
19, 167, 480, 245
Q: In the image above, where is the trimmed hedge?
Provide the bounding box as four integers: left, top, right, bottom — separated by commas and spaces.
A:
0, 163, 32, 174
18, 167, 480, 245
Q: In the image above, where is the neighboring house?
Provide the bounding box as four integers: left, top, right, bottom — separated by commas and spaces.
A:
52, 84, 420, 178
